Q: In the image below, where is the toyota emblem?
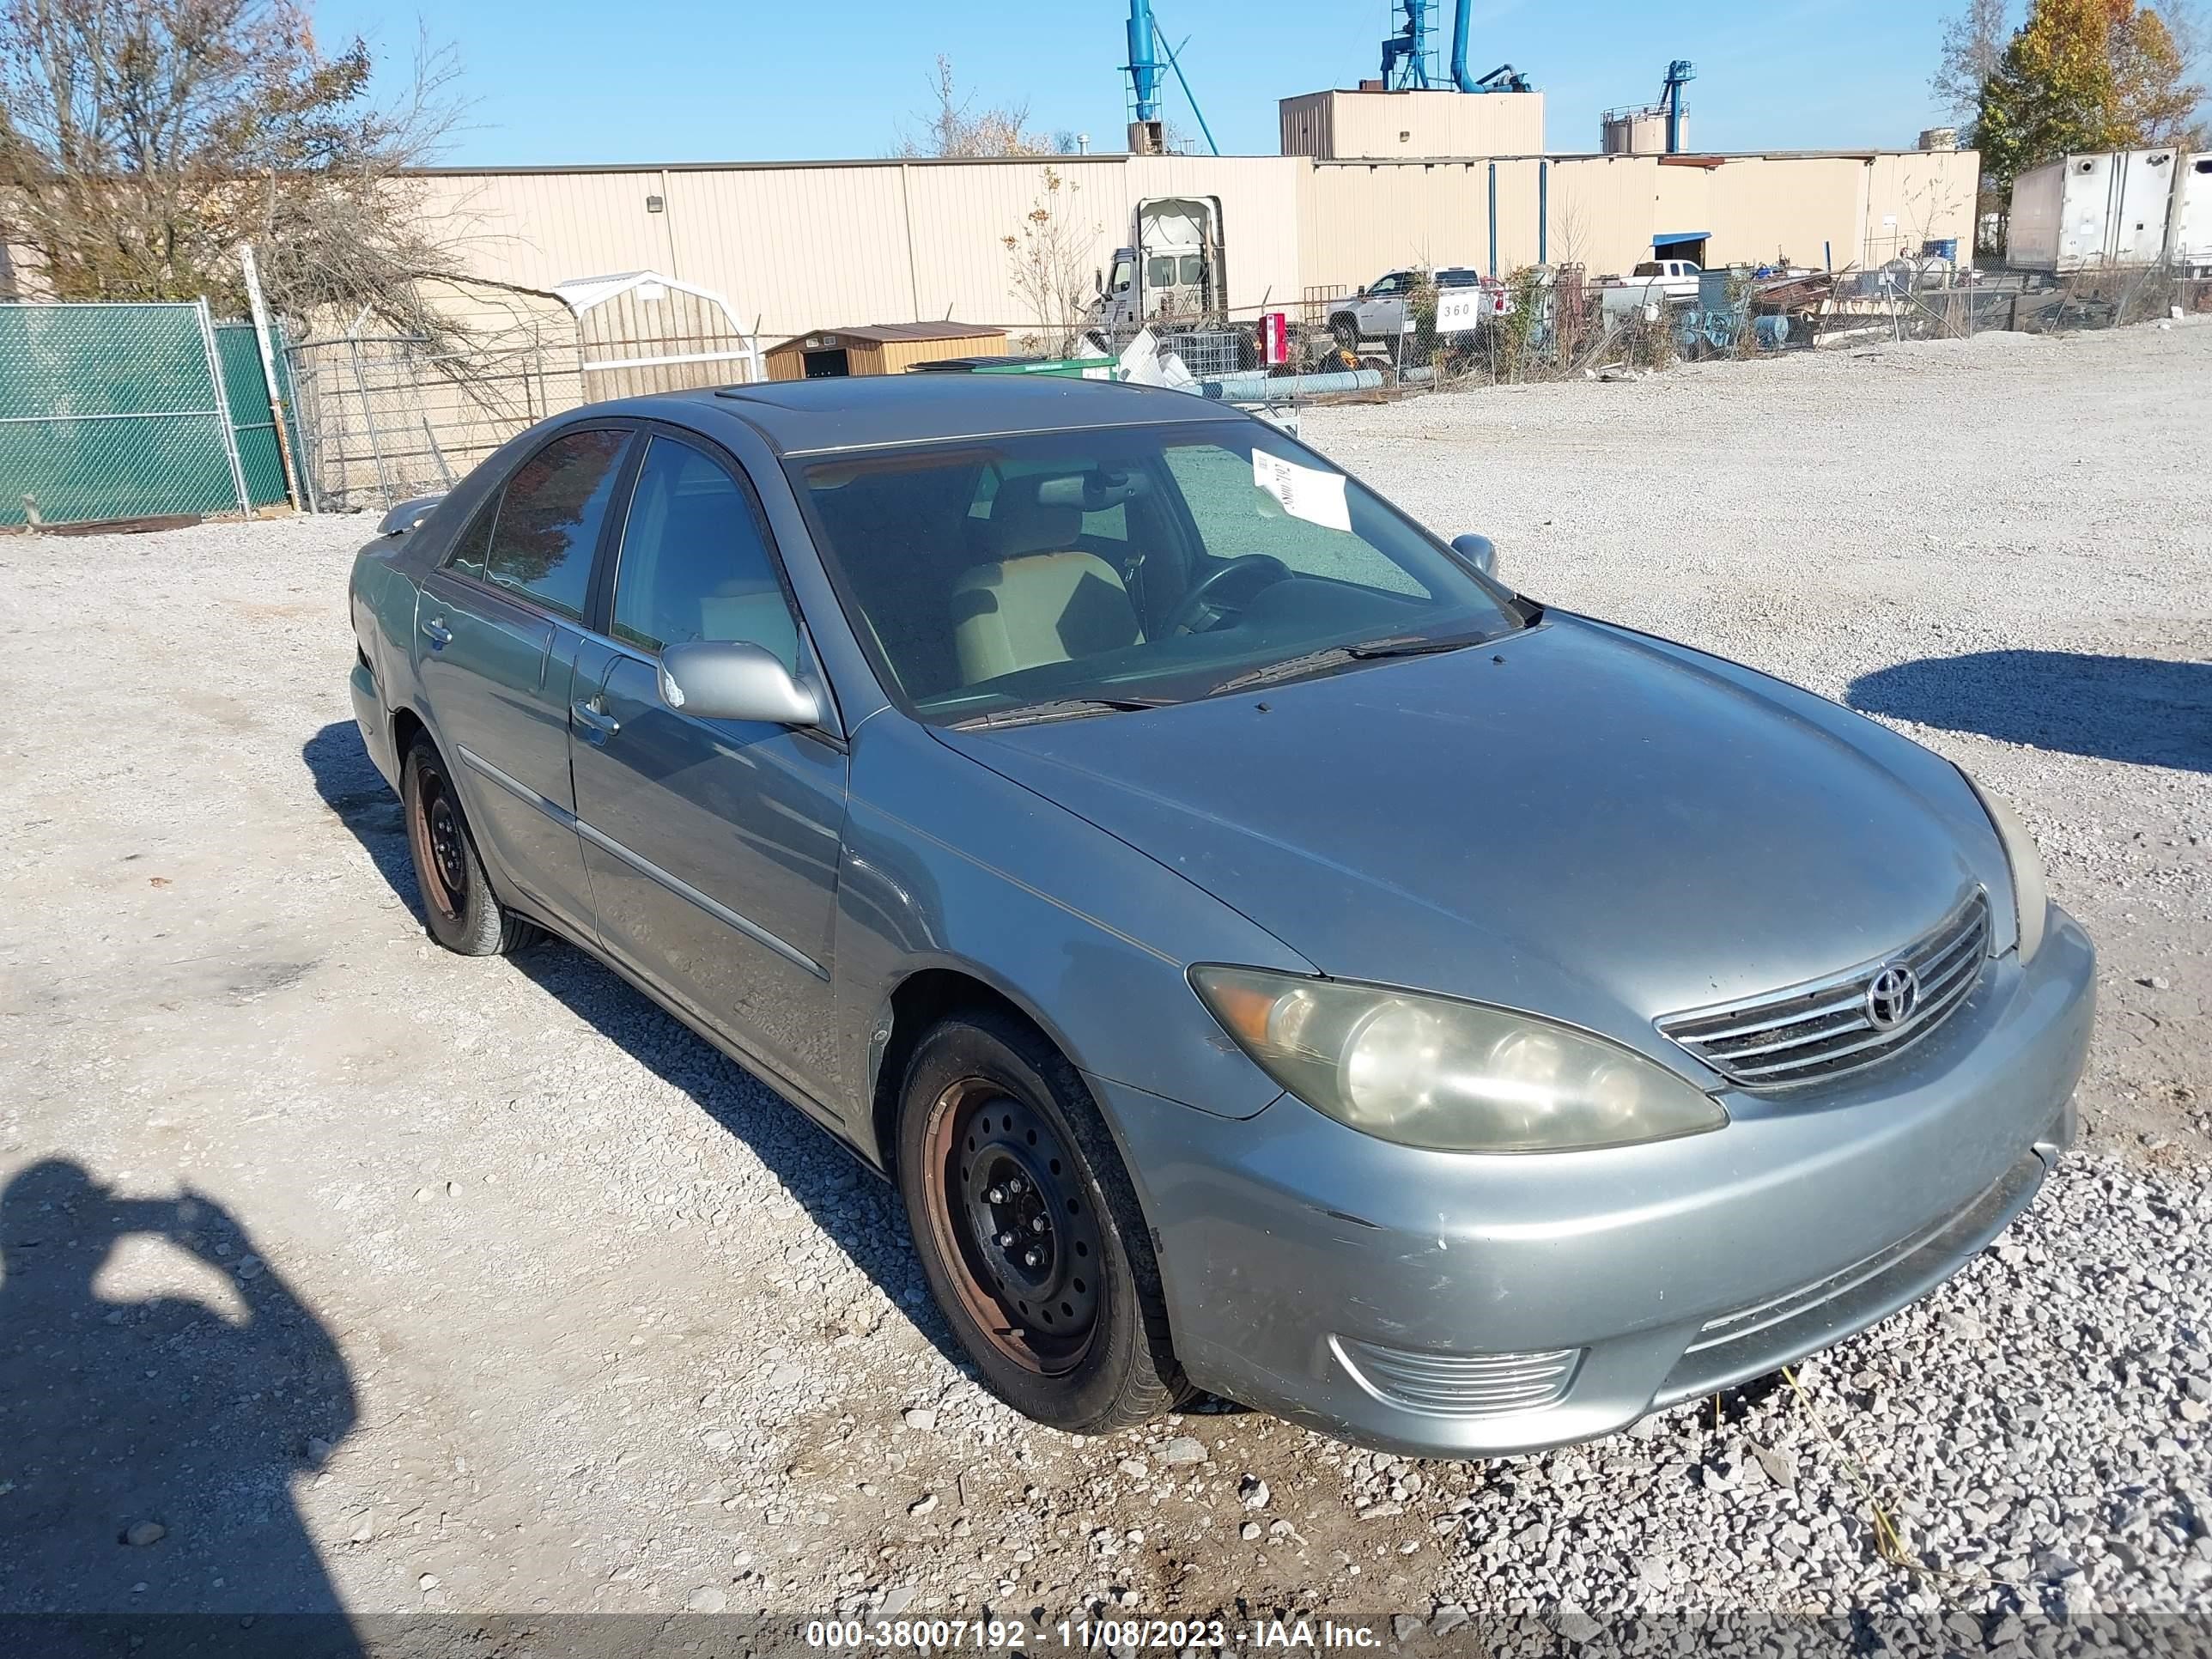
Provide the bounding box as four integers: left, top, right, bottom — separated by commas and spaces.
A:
1864, 965, 1920, 1030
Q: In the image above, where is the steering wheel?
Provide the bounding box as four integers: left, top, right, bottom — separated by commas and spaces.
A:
1168, 555, 1292, 635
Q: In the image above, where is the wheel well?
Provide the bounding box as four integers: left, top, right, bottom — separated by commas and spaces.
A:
871, 969, 1042, 1174
391, 706, 428, 764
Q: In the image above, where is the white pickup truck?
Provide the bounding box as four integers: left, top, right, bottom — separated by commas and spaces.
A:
1600, 258, 1704, 316
1328, 268, 1500, 348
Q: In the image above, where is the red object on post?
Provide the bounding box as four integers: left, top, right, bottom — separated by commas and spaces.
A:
1255, 311, 1288, 367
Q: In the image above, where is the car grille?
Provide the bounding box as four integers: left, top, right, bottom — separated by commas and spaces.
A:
1656, 894, 1990, 1090
1330, 1337, 1582, 1419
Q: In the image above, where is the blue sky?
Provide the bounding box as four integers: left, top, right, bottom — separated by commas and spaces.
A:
319, 0, 1966, 167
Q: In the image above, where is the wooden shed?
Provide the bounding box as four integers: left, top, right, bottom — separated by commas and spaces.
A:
765, 321, 1007, 381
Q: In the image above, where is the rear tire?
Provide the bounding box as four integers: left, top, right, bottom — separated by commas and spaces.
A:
896, 1009, 1191, 1434
400, 736, 534, 957
1329, 313, 1360, 351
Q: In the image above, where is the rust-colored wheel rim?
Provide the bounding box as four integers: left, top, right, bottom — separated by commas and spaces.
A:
408, 760, 469, 922
921, 1078, 1103, 1376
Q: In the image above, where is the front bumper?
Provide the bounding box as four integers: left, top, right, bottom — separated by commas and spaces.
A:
1101, 906, 2094, 1457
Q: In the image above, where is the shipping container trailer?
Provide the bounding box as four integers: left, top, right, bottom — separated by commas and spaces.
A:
2007, 149, 2179, 271
2170, 153, 2212, 273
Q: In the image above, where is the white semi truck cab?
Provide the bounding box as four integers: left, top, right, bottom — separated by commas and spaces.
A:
1093, 196, 1225, 331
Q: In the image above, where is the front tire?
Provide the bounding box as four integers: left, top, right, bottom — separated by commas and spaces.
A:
896, 1010, 1190, 1434
400, 736, 533, 957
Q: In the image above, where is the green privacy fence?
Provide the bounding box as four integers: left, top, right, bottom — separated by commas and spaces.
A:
212, 320, 306, 512
0, 301, 299, 528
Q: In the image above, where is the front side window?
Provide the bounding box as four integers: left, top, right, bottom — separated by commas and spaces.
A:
483, 428, 630, 619
611, 436, 799, 669
1109, 257, 1134, 291
793, 422, 1523, 726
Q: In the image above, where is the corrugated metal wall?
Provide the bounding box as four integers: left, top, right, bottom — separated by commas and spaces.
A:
1320, 92, 1547, 161
413, 147, 1981, 343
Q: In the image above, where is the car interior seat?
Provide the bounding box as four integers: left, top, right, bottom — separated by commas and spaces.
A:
952, 476, 1144, 685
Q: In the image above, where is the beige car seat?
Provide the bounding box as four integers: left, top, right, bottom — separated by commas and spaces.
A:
952, 477, 1143, 684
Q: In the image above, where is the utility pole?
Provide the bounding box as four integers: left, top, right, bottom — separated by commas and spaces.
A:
239, 244, 308, 511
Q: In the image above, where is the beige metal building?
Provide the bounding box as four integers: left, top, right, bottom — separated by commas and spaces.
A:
413, 142, 1976, 348
1279, 88, 1545, 160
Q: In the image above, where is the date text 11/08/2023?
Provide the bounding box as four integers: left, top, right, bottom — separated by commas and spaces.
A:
805, 1617, 1390, 1651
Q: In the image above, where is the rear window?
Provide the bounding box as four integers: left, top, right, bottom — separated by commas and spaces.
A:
1632, 261, 1662, 276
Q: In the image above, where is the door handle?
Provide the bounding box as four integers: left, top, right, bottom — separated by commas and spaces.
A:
572, 699, 621, 742
420, 617, 453, 647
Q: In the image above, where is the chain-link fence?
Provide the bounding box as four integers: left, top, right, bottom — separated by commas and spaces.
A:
284, 329, 586, 514
0, 301, 295, 528
280, 275, 783, 514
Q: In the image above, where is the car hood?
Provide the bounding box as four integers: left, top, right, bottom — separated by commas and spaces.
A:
933, 616, 2004, 1070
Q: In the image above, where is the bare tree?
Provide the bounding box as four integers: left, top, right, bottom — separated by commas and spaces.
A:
2156, 0, 2212, 140
0, 0, 471, 335
1933, 0, 2016, 119
896, 55, 1051, 158
1002, 166, 1097, 355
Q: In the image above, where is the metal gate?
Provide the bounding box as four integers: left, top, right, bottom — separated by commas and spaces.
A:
0, 301, 295, 528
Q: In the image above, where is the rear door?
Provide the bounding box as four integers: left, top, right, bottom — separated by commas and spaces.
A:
415, 424, 634, 932
568, 430, 850, 1106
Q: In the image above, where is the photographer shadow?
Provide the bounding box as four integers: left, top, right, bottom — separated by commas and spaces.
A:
0, 1159, 359, 1642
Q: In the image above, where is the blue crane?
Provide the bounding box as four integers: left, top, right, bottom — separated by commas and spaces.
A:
1122, 0, 1218, 155
1662, 59, 1696, 154
1380, 1, 1436, 89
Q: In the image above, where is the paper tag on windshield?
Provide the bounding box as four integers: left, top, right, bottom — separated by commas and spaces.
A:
1253, 452, 1351, 532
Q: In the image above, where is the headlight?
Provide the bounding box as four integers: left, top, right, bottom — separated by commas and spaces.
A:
1959, 770, 2048, 963
1190, 967, 1728, 1154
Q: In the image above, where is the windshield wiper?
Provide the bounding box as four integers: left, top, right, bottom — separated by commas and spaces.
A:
1345, 635, 1483, 659
949, 696, 1176, 731
1206, 634, 1484, 696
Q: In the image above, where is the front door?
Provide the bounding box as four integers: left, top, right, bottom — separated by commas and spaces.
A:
415, 425, 634, 931
568, 433, 849, 1108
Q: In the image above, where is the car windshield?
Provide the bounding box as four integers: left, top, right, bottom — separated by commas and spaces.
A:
790, 420, 1526, 726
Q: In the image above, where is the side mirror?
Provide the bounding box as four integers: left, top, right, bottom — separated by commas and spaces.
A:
1093, 267, 1104, 295
658, 641, 818, 727
1452, 532, 1498, 579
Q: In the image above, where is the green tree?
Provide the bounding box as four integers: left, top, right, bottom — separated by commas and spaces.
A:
1973, 0, 2205, 187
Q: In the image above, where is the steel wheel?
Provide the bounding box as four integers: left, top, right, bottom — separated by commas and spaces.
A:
407, 755, 469, 922
921, 1078, 1105, 1376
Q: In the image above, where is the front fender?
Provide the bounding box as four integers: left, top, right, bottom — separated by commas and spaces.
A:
833, 714, 1315, 1162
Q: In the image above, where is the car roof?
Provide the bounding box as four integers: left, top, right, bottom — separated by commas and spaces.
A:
641, 374, 1237, 458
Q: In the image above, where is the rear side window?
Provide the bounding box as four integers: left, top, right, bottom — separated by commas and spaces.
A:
445, 495, 496, 579
482, 428, 630, 619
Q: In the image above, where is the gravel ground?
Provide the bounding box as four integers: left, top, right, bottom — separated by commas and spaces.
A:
1, 320, 2208, 1634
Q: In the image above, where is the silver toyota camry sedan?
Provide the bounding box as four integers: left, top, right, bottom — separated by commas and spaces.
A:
348, 375, 2094, 1455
